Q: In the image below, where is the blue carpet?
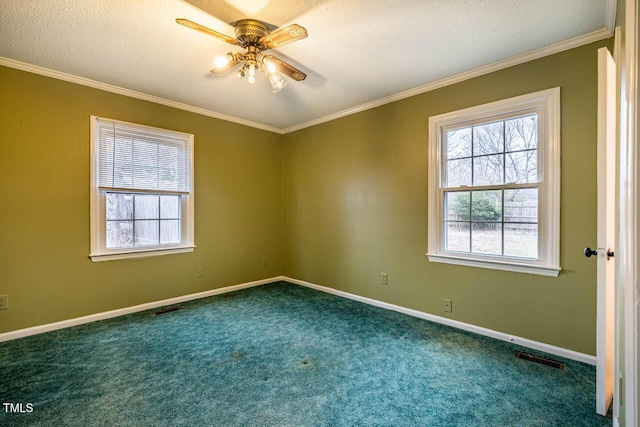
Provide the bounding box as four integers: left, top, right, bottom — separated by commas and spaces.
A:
0, 281, 611, 426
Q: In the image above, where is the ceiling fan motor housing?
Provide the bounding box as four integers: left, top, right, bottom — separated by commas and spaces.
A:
235, 20, 270, 47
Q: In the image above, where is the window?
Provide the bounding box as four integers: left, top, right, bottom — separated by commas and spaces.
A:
90, 116, 194, 261
427, 88, 560, 276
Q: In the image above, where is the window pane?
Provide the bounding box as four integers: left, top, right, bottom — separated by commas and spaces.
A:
471, 190, 502, 222
473, 121, 503, 155
160, 195, 181, 219
505, 150, 538, 183
160, 220, 181, 244
446, 158, 472, 187
135, 194, 159, 219
504, 188, 538, 223
106, 221, 133, 248
135, 220, 159, 246
446, 128, 472, 159
445, 191, 470, 220
445, 222, 470, 252
505, 224, 538, 259
106, 193, 133, 220
473, 154, 504, 185
471, 223, 502, 255
505, 115, 537, 152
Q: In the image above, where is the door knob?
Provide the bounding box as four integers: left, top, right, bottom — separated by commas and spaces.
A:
584, 247, 615, 259
584, 247, 598, 257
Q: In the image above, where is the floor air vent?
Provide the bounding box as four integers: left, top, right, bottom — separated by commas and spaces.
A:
154, 307, 180, 315
515, 351, 565, 370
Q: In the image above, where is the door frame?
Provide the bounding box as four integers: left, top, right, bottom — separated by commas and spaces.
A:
615, 0, 639, 425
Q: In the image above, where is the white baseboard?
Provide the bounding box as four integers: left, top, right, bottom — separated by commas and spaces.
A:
0, 275, 597, 366
284, 276, 596, 366
0, 276, 285, 343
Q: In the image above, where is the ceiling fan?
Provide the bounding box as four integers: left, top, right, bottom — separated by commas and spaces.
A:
176, 18, 308, 92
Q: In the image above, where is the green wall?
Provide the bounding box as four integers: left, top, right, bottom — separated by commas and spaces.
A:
0, 66, 283, 333
283, 39, 611, 356
0, 38, 609, 356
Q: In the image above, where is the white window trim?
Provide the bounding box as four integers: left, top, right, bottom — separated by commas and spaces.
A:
427, 88, 561, 276
89, 116, 195, 262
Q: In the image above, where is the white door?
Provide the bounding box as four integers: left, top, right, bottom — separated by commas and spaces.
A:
593, 46, 616, 416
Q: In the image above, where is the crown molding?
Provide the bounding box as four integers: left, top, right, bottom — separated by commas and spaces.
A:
283, 27, 613, 134
1, 26, 613, 135
0, 57, 283, 135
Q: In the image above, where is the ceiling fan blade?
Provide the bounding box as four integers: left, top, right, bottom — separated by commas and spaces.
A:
210, 58, 241, 74
260, 24, 308, 49
264, 55, 306, 81
176, 18, 239, 46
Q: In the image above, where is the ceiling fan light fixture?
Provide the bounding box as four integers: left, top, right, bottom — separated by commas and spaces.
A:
248, 63, 256, 84
269, 73, 287, 93
265, 60, 277, 74
213, 56, 227, 68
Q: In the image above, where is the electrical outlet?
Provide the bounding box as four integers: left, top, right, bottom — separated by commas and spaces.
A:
262, 257, 268, 267
381, 273, 388, 285
0, 295, 8, 310
443, 299, 452, 313
196, 267, 204, 278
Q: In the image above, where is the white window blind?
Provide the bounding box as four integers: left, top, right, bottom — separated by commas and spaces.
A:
96, 118, 192, 194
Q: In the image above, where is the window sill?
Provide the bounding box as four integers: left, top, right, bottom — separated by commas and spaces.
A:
426, 253, 560, 277
90, 245, 195, 262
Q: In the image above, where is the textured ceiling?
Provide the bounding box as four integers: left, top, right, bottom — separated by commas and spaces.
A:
0, 0, 612, 132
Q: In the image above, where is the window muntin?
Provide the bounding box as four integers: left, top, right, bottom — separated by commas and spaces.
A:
443, 114, 539, 187
441, 113, 540, 260
427, 88, 560, 276
106, 193, 182, 248
443, 188, 539, 259
90, 116, 194, 261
